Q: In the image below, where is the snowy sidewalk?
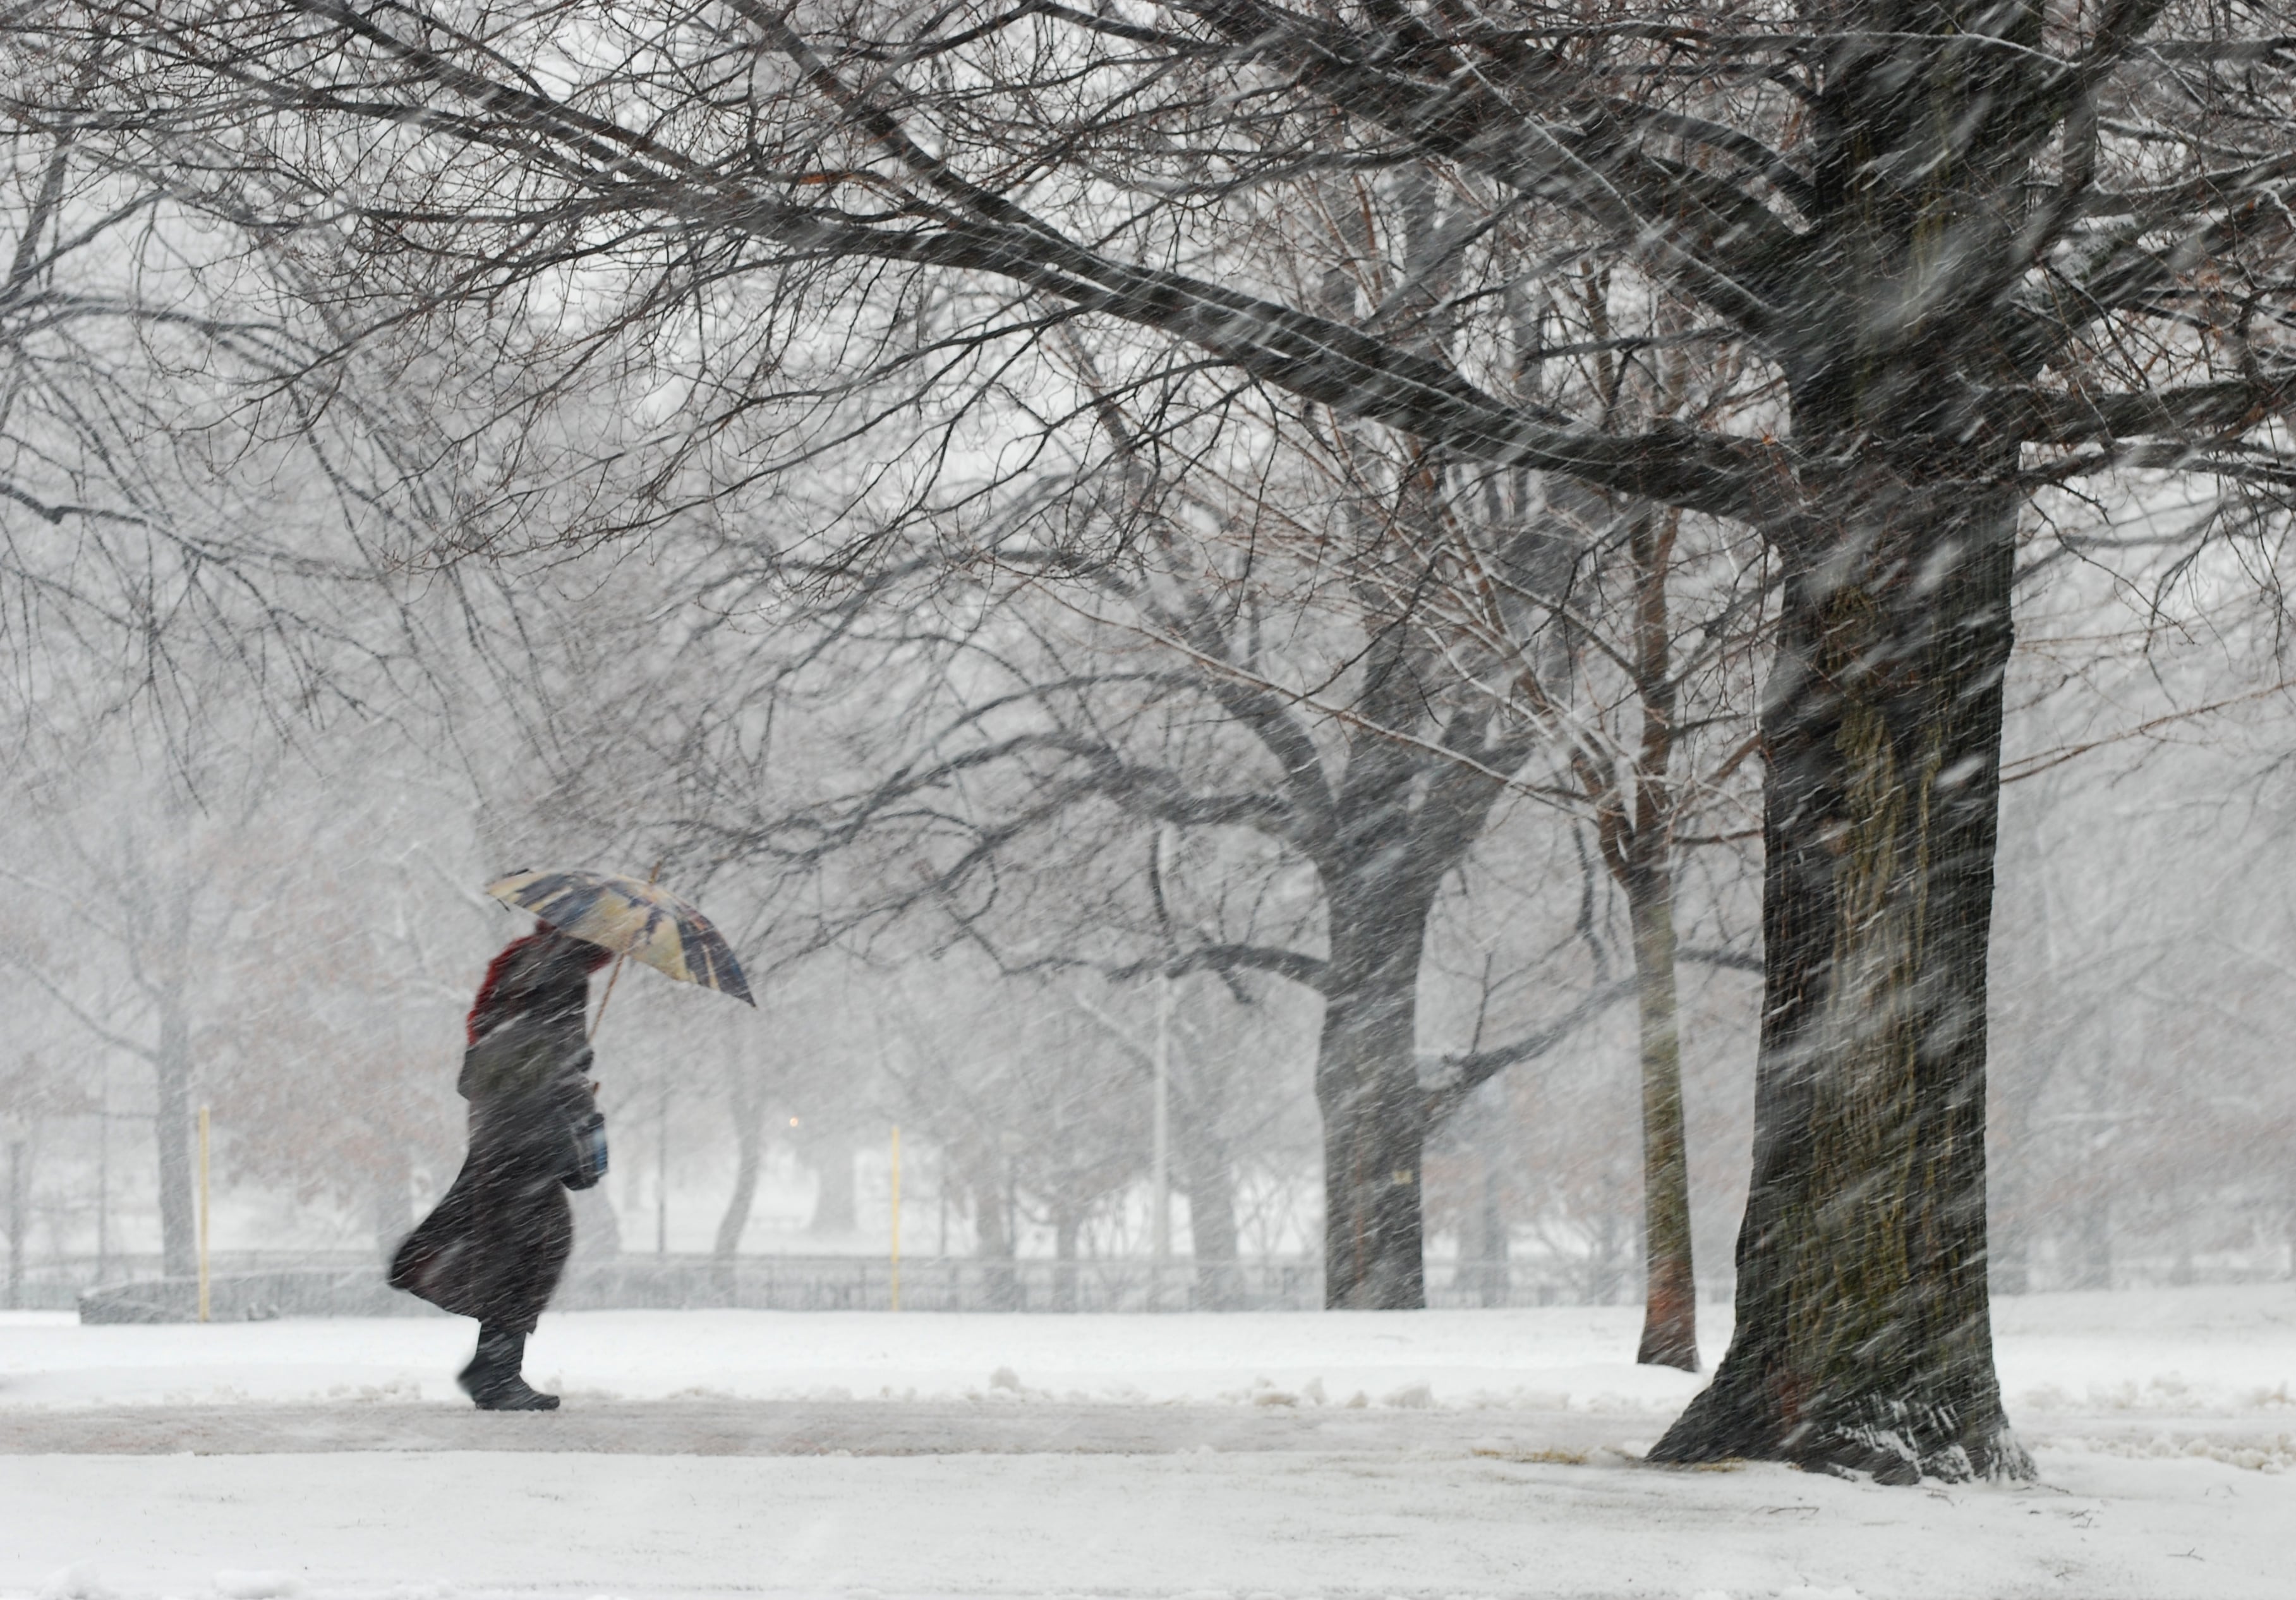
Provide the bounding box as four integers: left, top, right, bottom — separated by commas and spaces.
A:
8, 1287, 2292, 1420
3, 1395, 2291, 1465
0, 1398, 1641, 1457
3, 1290, 2293, 1599
0, 1304, 1710, 1414
5, 1440, 2292, 1599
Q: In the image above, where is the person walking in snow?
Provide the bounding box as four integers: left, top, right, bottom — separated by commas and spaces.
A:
390, 924, 613, 1410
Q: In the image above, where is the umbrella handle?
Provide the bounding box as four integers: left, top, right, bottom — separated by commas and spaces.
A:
586, 859, 662, 1042
587, 955, 627, 1042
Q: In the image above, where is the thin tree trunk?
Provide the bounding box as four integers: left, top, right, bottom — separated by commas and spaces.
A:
1476, 1155, 1509, 1307
1628, 858, 1697, 1370
6, 1139, 25, 1311
715, 1127, 763, 1263
714, 1077, 766, 1294
1581, 499, 1699, 1367
2074, 1195, 2113, 1291
1053, 1209, 1080, 1312
1652, 480, 2027, 1482
154, 1001, 196, 1280
1183, 1127, 1241, 1310
972, 1173, 1018, 1311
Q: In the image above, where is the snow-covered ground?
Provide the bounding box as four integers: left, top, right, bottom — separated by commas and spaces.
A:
13, 1287, 2292, 1419
3, 1287, 2292, 1600
0, 1302, 1715, 1412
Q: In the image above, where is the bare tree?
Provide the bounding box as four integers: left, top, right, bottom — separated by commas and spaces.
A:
882, 966, 1152, 1307
1066, 959, 1319, 1308
30, 0, 2296, 1477
0, 116, 449, 760
207, 789, 481, 1255
1358, 265, 1772, 1363
713, 1048, 771, 1280
3, 775, 250, 1276
715, 498, 1614, 1309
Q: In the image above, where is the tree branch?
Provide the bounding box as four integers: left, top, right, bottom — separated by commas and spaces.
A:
1169, 0, 1801, 329
245, 0, 1791, 524
1109, 941, 1330, 993
1420, 978, 1632, 1127
1989, 372, 2296, 444
6, 957, 160, 1065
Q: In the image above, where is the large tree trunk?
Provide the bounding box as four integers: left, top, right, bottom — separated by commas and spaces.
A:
1626, 858, 1697, 1370
154, 1001, 196, 1280
1317, 912, 1430, 1309
1652, 476, 2028, 1482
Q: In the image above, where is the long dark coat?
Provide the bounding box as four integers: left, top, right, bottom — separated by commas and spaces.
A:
390, 933, 608, 1333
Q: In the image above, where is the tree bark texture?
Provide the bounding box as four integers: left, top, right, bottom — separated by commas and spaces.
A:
1318, 911, 1430, 1310
1628, 863, 1698, 1370
1652, 476, 2027, 1482
1306, 614, 1506, 1310
1578, 499, 1703, 1370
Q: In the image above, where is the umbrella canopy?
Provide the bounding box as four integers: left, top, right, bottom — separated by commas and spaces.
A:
485, 869, 755, 1005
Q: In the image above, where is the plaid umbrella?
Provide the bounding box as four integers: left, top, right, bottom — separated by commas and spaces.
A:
484, 868, 755, 1007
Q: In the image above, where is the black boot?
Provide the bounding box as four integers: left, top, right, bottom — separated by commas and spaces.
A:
457, 1325, 560, 1412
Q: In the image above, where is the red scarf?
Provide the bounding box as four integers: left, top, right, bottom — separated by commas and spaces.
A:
466, 928, 613, 1044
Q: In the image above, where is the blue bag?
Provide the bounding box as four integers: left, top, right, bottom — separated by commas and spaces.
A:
565, 1108, 610, 1191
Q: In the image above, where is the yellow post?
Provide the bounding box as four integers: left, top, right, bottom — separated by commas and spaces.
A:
196, 1106, 212, 1324
889, 1125, 902, 1312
